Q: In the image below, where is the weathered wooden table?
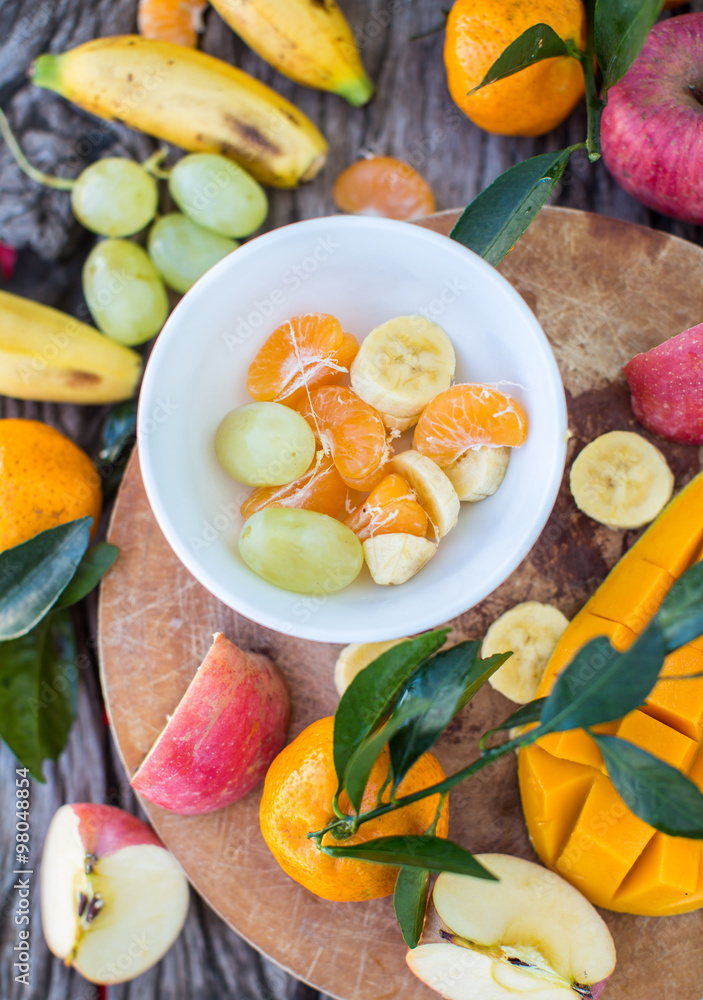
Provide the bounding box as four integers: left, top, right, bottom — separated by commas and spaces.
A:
1, 2, 703, 998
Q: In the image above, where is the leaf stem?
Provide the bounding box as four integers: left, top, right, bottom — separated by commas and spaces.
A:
579, 2, 604, 161
0, 107, 74, 190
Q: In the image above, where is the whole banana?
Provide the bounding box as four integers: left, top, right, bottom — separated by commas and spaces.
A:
210, 0, 374, 106
0, 291, 141, 404
30, 36, 328, 188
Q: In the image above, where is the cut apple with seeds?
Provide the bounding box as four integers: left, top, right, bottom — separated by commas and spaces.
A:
41, 803, 189, 984
407, 854, 615, 1000
363, 532, 437, 585
131, 632, 289, 814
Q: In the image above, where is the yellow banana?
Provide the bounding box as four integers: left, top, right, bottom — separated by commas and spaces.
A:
30, 36, 327, 188
0, 291, 141, 404
209, 0, 374, 106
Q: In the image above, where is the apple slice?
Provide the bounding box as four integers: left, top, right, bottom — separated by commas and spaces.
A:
41, 803, 189, 984
406, 854, 615, 1000
623, 322, 703, 445
131, 632, 290, 814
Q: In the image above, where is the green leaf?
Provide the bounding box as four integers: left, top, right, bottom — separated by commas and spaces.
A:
470, 24, 570, 93
333, 630, 450, 787
0, 519, 92, 640
0, 609, 78, 780
389, 642, 508, 790
594, 0, 660, 91
539, 626, 666, 733
479, 698, 546, 751
450, 147, 578, 267
394, 867, 430, 948
655, 562, 703, 654
343, 701, 431, 814
54, 543, 119, 610
100, 399, 137, 499
321, 835, 498, 879
592, 734, 703, 838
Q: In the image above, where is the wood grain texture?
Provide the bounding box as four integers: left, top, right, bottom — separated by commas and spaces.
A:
1, 1, 703, 998
99, 208, 703, 1000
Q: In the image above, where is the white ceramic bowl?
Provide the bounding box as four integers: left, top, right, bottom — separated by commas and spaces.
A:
138, 216, 567, 643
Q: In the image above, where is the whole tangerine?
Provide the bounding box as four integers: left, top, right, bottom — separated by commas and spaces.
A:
260, 715, 449, 902
0, 418, 102, 551
444, 0, 587, 137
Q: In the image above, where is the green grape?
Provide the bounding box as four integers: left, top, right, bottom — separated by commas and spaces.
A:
147, 213, 238, 294
169, 154, 268, 238
215, 402, 315, 486
71, 158, 158, 237
83, 239, 169, 346
239, 508, 364, 594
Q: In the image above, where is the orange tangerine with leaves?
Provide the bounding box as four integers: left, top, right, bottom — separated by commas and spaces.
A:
413, 383, 528, 467
296, 385, 388, 491
259, 716, 449, 902
247, 314, 358, 406
241, 452, 348, 520
137, 0, 207, 47
333, 156, 436, 221
444, 0, 587, 137
345, 473, 428, 541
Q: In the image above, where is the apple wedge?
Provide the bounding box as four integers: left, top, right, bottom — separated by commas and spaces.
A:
41, 803, 189, 984
406, 854, 615, 1000
131, 632, 290, 814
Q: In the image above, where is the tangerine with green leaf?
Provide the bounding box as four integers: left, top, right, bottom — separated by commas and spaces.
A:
444, 0, 587, 137
259, 716, 449, 902
0, 419, 101, 552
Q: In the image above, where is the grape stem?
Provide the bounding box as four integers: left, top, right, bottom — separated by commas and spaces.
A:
141, 148, 171, 180
0, 107, 74, 191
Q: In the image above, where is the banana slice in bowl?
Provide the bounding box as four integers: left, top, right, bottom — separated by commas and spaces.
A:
389, 450, 460, 538
444, 446, 511, 502
363, 533, 437, 585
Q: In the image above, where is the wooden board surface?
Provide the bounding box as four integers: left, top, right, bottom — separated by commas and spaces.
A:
99, 206, 703, 1000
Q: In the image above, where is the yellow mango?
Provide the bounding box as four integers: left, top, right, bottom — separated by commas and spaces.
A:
519, 471, 703, 915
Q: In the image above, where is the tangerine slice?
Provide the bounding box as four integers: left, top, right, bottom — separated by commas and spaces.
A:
414, 383, 528, 467
333, 157, 436, 221
137, 0, 207, 47
241, 452, 347, 520
296, 385, 388, 491
344, 473, 429, 542
247, 314, 359, 406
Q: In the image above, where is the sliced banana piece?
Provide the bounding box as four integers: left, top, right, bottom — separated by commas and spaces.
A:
570, 430, 674, 529
333, 638, 410, 696
483, 601, 570, 704
351, 315, 456, 418
381, 411, 420, 434
363, 532, 437, 585
445, 446, 511, 502
390, 450, 460, 538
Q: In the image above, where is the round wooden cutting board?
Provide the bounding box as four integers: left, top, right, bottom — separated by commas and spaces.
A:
98, 207, 703, 1000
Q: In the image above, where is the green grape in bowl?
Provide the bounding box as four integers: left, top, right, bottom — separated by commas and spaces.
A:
215, 402, 316, 487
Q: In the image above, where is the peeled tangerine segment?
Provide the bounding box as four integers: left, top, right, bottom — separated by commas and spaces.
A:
363, 532, 437, 585
389, 450, 459, 538
246, 313, 357, 405
350, 315, 455, 418
332, 157, 435, 222
239, 507, 363, 594
569, 430, 674, 529
444, 445, 510, 502
333, 638, 410, 695
240, 451, 348, 520
414, 383, 528, 468
482, 602, 569, 704
344, 473, 428, 541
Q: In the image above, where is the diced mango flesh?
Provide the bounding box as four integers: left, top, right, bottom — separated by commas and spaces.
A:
519, 471, 703, 916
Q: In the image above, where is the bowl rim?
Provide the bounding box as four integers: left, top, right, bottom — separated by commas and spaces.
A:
138, 214, 568, 642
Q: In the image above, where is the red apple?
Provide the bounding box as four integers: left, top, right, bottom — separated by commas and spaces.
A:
40, 803, 189, 984
131, 632, 290, 814
624, 321, 703, 444
601, 14, 703, 224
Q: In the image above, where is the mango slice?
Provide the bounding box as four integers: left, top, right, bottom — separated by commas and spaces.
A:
519, 471, 703, 916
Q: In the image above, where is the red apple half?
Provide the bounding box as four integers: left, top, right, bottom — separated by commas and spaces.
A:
407, 854, 616, 1000
601, 14, 703, 224
624, 321, 703, 445
131, 632, 290, 814
40, 803, 189, 984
